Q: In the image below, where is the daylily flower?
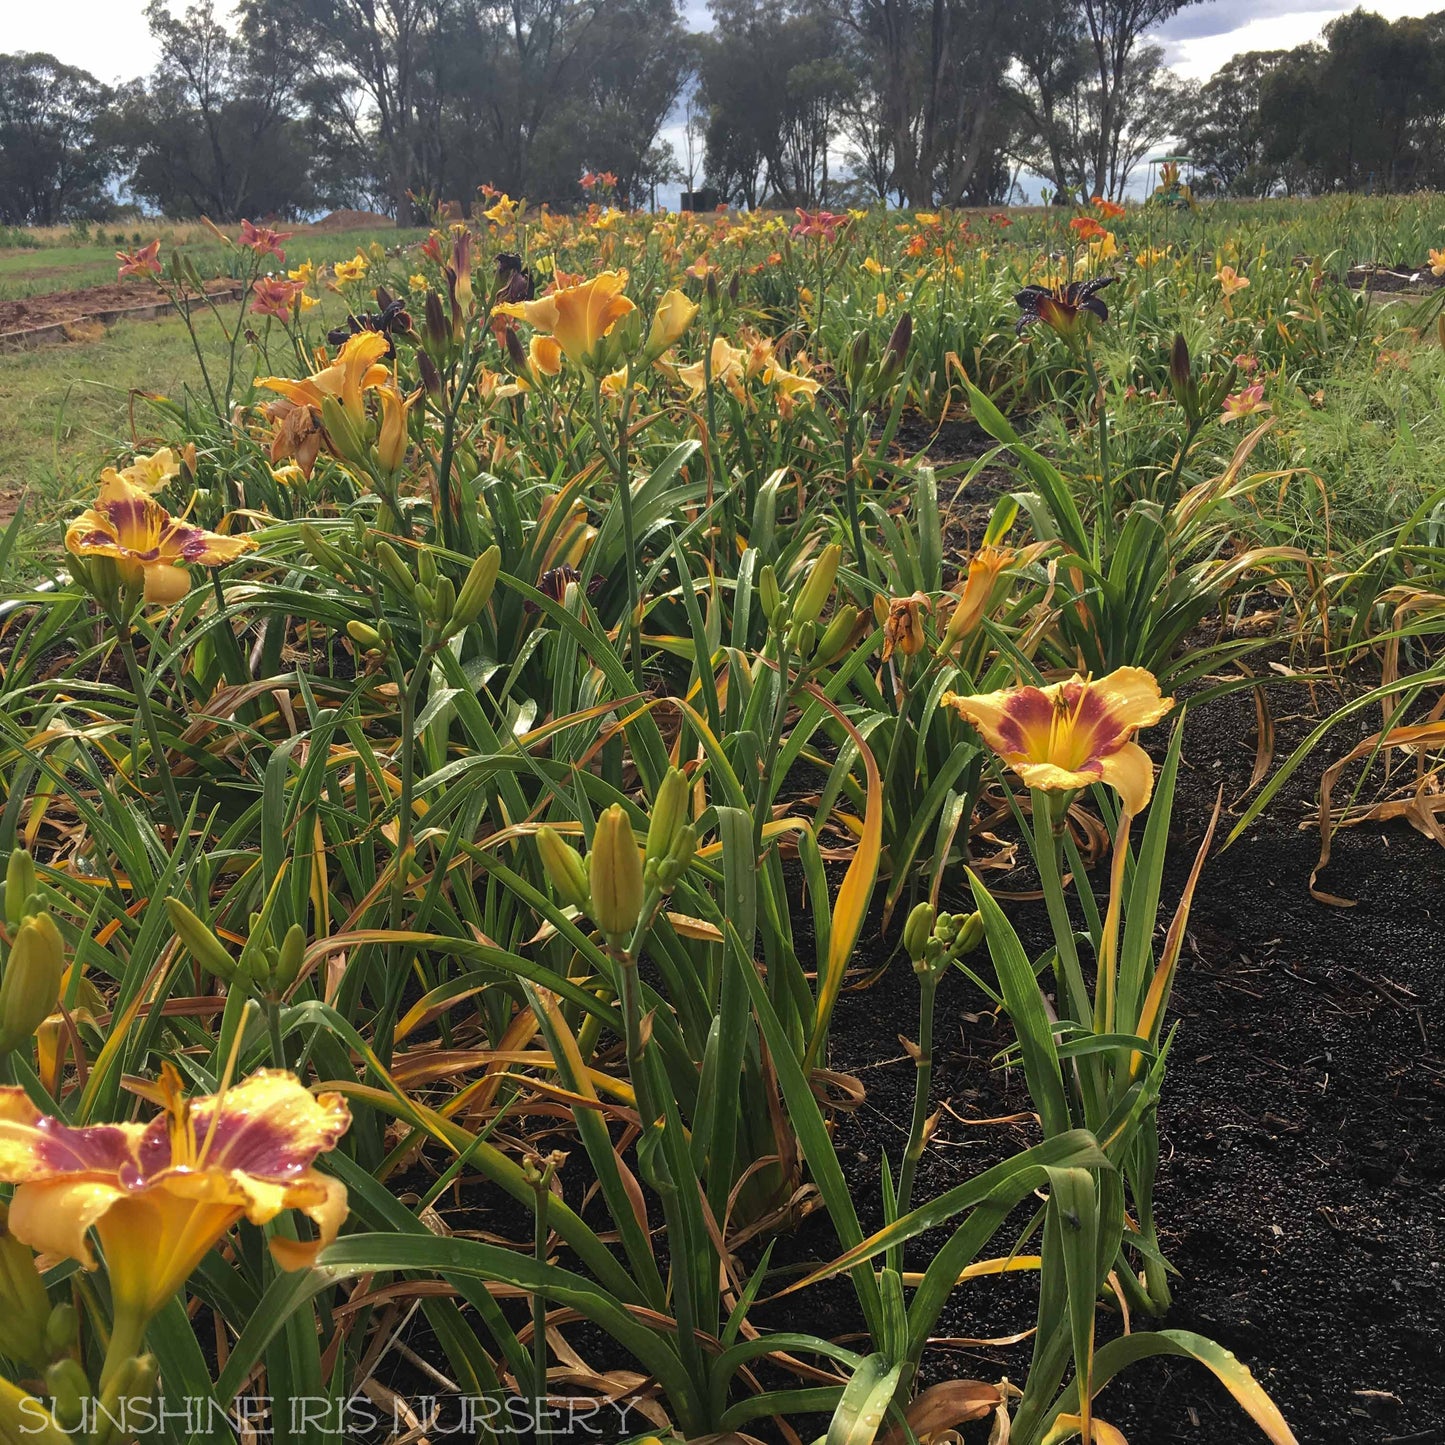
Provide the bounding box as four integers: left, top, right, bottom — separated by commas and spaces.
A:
1070, 216, 1107, 242
116, 240, 162, 280
117, 447, 184, 493
332, 254, 368, 285
65, 472, 255, 605
676, 336, 746, 396
238, 219, 291, 261
494, 270, 635, 371
1220, 384, 1270, 421
288, 261, 316, 286
943, 667, 1174, 816
251, 276, 303, 322
529, 334, 564, 377
879, 592, 930, 661
375, 385, 415, 471
484, 193, 520, 226
1092, 196, 1126, 219
1215, 265, 1250, 298
791, 209, 846, 241
941, 544, 1014, 650
1428, 248, 1445, 278
259, 330, 392, 429
1013, 277, 1115, 338
644, 288, 698, 358
0, 1067, 349, 1365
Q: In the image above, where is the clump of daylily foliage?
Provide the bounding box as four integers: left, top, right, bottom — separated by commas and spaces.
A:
3, 188, 1444, 1445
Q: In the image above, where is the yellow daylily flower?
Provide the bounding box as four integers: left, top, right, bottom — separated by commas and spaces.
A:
529, 334, 564, 377
484, 193, 520, 225
376, 385, 415, 472
259, 331, 391, 430
332, 254, 368, 284
764, 362, 821, 403
117, 447, 184, 493
494, 271, 635, 370
65, 472, 256, 605
645, 288, 699, 357
286, 261, 316, 286
1428, 247, 1445, 278
0, 1066, 350, 1365
677, 336, 746, 396
942, 667, 1173, 815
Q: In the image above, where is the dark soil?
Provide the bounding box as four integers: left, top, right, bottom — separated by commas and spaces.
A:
772, 676, 1445, 1444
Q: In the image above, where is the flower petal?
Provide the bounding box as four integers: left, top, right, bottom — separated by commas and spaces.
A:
144, 563, 192, 604
1096, 739, 1156, 816
9, 1178, 123, 1269
188, 1071, 351, 1181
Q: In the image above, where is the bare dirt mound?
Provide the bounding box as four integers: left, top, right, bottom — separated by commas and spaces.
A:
309, 209, 396, 232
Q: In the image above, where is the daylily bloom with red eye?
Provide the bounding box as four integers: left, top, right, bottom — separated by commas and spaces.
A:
494, 270, 635, 371
116, 239, 162, 280
0, 1067, 349, 1372
238, 219, 291, 261
65, 471, 256, 605
1220, 384, 1271, 421
791, 209, 846, 241
943, 667, 1173, 816
1013, 276, 1115, 338
251, 276, 303, 322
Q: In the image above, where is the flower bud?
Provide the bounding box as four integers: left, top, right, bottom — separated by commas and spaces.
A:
418, 547, 438, 591
376, 541, 418, 597
4, 850, 37, 929
903, 901, 935, 962
954, 910, 984, 955
44, 1302, 78, 1357
376, 386, 411, 473
45, 1361, 89, 1430
793, 543, 842, 627
274, 923, 306, 992
758, 564, 781, 623
432, 576, 457, 627
319, 393, 368, 467
451, 546, 501, 631
536, 828, 590, 912
417, 349, 443, 397
654, 823, 697, 891
347, 620, 385, 653
165, 899, 237, 984
643, 289, 698, 363
645, 767, 689, 865
847, 330, 872, 388
504, 325, 530, 375
0, 914, 64, 1054
300, 523, 348, 577
886, 311, 913, 365
590, 805, 644, 942
814, 606, 863, 666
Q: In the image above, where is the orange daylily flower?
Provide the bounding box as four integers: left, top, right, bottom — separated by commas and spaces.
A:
941, 544, 1014, 650
116, 239, 162, 280
943, 667, 1173, 815
259, 330, 391, 428
879, 592, 930, 661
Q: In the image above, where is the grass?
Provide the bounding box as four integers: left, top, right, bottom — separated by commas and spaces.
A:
0, 225, 429, 301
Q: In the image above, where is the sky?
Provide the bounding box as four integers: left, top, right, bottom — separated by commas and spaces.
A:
13, 0, 1445, 89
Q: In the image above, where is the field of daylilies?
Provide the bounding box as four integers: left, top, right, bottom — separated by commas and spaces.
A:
0, 189, 1444, 1445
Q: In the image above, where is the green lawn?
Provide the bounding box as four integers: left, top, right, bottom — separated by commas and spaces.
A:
0, 226, 427, 301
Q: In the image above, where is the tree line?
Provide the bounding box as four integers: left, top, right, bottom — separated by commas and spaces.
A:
2, 1, 1443, 225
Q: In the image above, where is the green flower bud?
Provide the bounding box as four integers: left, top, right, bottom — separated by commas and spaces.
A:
0, 914, 64, 1055
954, 910, 984, 955
375, 541, 417, 597
44, 1302, 78, 1358
45, 1360, 89, 1430
645, 768, 689, 866
165, 899, 237, 984
299, 523, 348, 577
5, 851, 37, 929
903, 901, 936, 962
274, 923, 307, 992
758, 564, 781, 622
655, 824, 697, 891
417, 546, 438, 591
793, 543, 842, 627
590, 805, 644, 942
451, 546, 501, 631
319, 393, 369, 467
536, 828, 590, 912
814, 607, 862, 667
432, 576, 457, 627
791, 618, 816, 659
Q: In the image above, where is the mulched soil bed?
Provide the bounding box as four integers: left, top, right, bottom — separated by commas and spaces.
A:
0, 278, 244, 340
768, 676, 1445, 1444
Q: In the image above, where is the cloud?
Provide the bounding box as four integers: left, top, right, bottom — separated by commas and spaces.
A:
1153, 0, 1337, 42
